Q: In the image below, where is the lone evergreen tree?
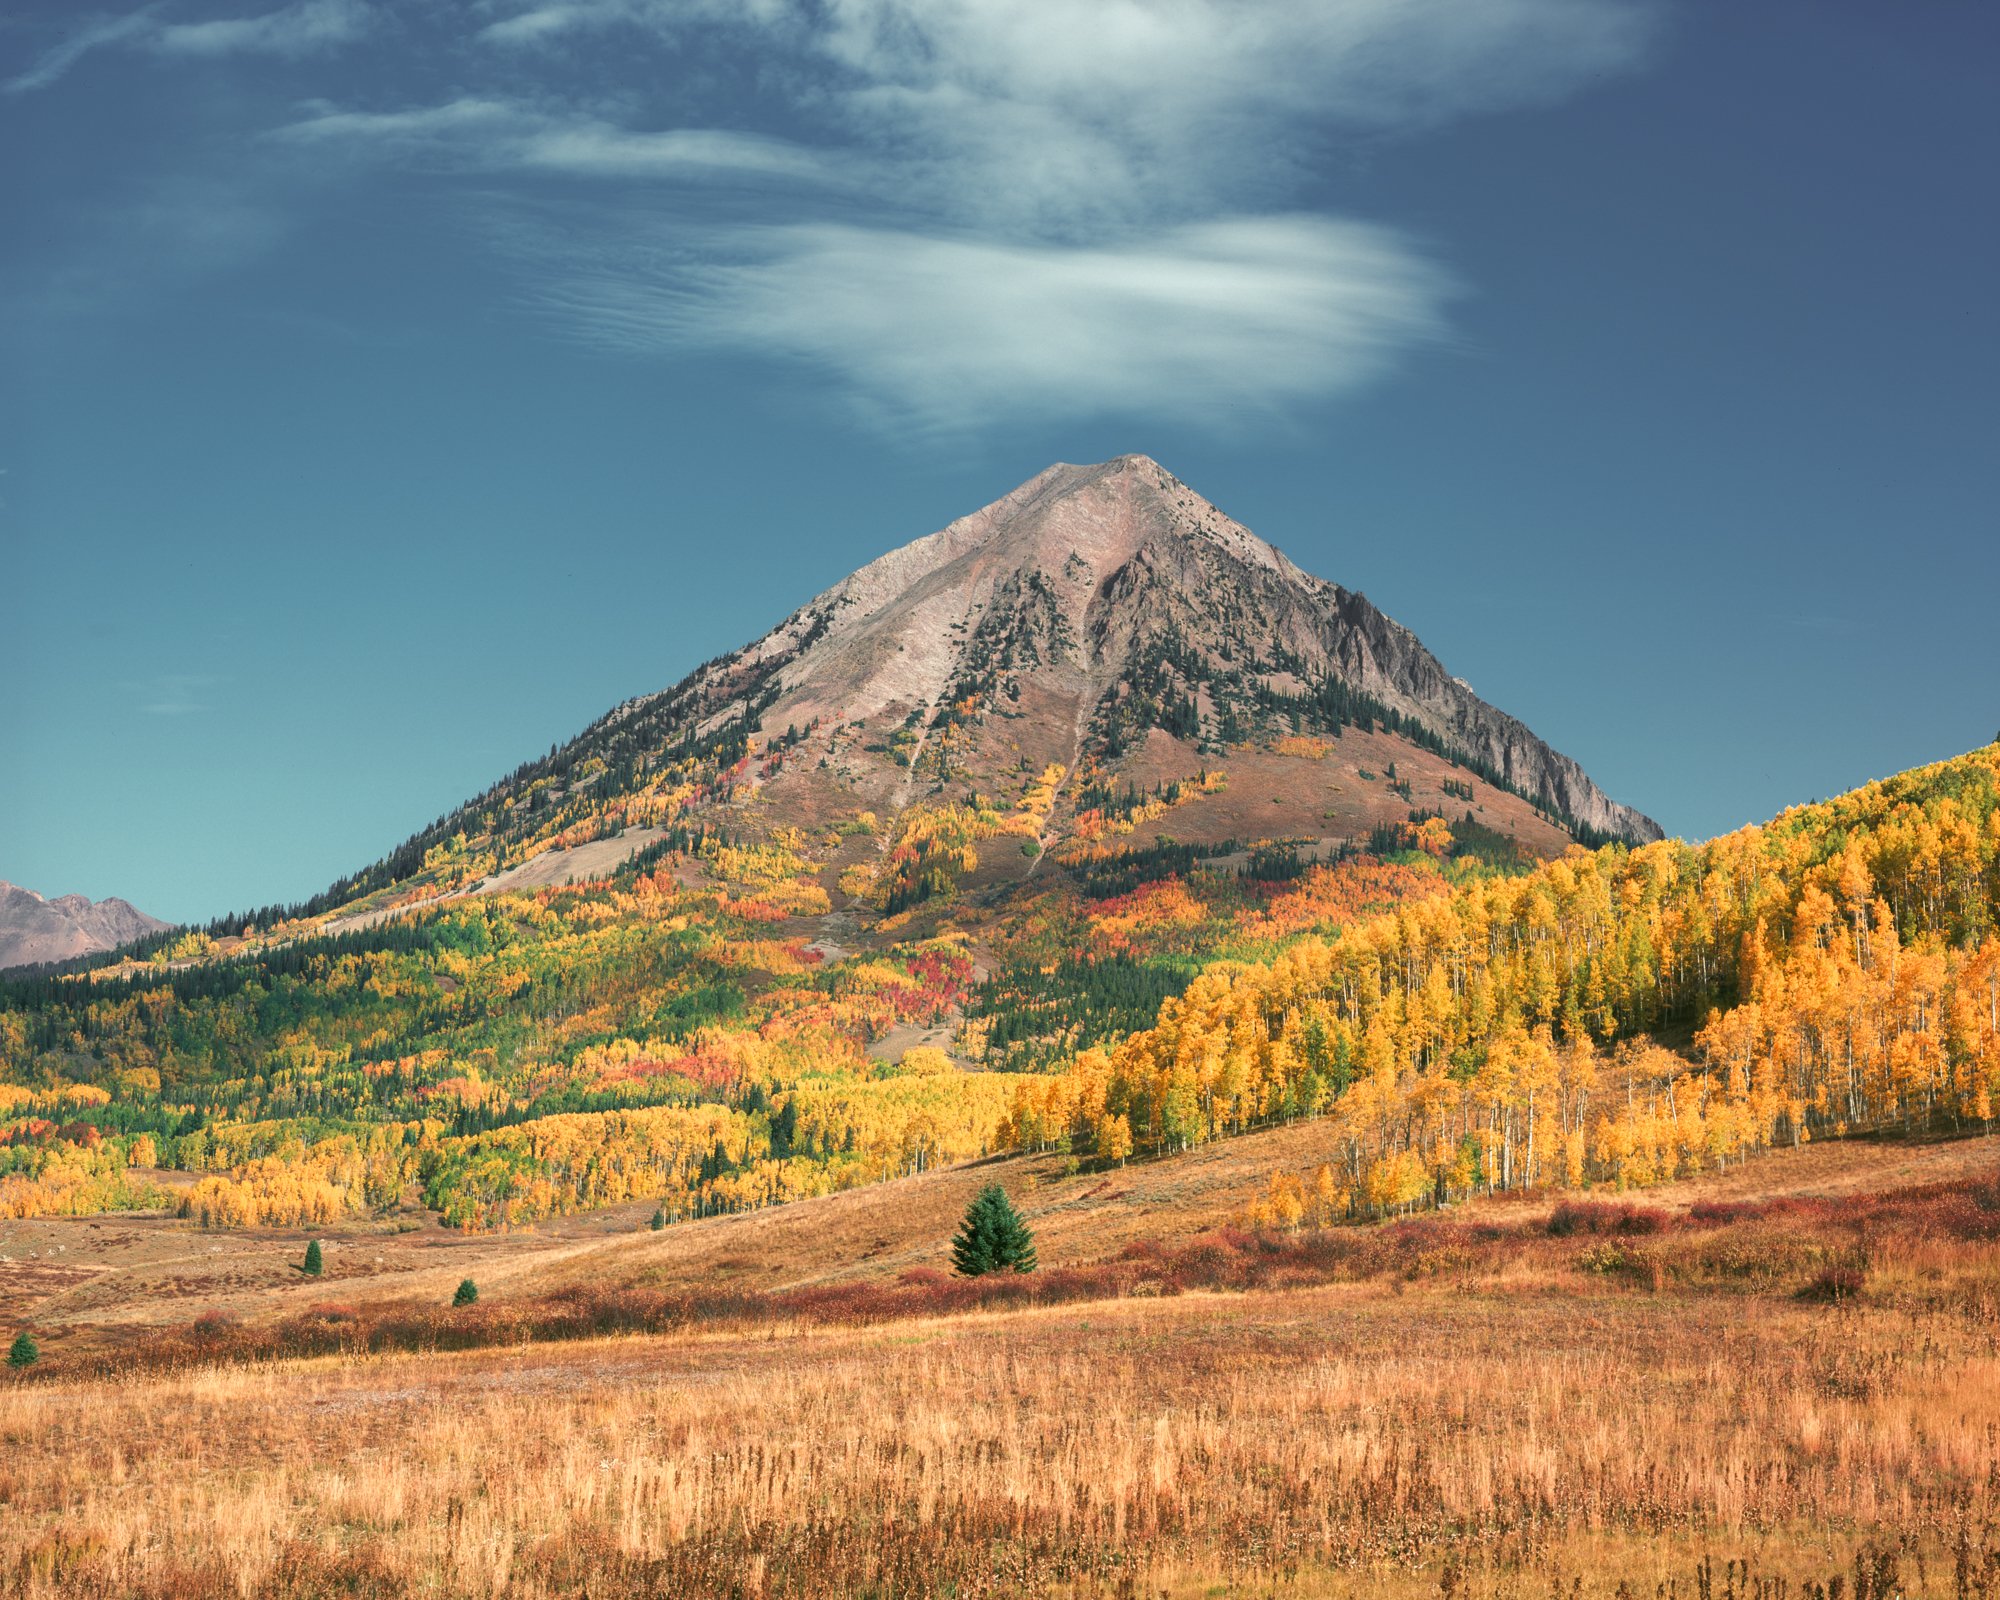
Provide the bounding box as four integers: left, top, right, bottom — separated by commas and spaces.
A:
302, 1240, 323, 1277
950, 1184, 1036, 1276
453, 1278, 479, 1307
8, 1331, 38, 1369
649, 1206, 666, 1231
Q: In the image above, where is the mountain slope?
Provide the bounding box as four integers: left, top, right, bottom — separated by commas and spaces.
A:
0, 882, 172, 972
309, 455, 1655, 922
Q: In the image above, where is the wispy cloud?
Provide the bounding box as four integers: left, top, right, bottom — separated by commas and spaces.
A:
289, 0, 1651, 425
529, 216, 1454, 428
4, 0, 373, 94
153, 0, 376, 60
274, 98, 832, 185
521, 124, 831, 184
473, 0, 1656, 226
13, 0, 1659, 429
272, 97, 525, 153
4, 8, 161, 95
474, 0, 795, 50
477, 3, 640, 48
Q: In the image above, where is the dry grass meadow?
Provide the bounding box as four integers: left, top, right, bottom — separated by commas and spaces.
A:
5, 1134, 2000, 1598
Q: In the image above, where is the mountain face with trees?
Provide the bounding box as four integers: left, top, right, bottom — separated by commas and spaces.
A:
45, 458, 1965, 1241
4, 741, 1987, 1237
1007, 743, 2000, 1222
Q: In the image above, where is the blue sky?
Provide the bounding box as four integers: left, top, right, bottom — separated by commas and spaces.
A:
3, 0, 1994, 924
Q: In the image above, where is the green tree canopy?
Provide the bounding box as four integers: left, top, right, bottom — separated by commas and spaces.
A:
302, 1240, 323, 1277
8, 1332, 38, 1369
950, 1183, 1036, 1276
453, 1278, 479, 1307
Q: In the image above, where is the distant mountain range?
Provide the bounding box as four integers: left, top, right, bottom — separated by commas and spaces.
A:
0, 881, 172, 972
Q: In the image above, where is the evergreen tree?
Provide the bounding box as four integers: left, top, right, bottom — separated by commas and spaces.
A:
8, 1331, 38, 1369
302, 1240, 323, 1277
649, 1206, 666, 1231
950, 1183, 1036, 1276
453, 1278, 479, 1307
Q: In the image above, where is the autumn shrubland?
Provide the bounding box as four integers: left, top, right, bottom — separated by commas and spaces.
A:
3, 1120, 1997, 1596
5, 1135, 1999, 1599
10, 1131, 1989, 1370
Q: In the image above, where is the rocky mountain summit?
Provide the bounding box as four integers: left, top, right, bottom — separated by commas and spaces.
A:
595, 454, 1657, 838
0, 881, 172, 972
763, 456, 1657, 841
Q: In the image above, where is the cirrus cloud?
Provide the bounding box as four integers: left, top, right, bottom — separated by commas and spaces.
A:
153, 0, 375, 59
3, 0, 374, 94
8, 0, 1660, 431
273, 97, 834, 185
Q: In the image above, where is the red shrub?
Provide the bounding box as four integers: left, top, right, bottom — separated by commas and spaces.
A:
302, 1304, 361, 1324
1548, 1199, 1672, 1237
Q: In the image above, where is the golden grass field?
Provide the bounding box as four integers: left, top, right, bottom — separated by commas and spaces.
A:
5, 1133, 1999, 1598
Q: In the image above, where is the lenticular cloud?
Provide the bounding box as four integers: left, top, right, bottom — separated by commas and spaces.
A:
531, 215, 1456, 427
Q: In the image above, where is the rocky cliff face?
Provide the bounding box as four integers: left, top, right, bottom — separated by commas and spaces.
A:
666, 454, 1659, 842
0, 881, 173, 972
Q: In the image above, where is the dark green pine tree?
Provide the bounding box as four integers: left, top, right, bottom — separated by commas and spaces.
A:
950, 1184, 1037, 1277
302, 1240, 323, 1277
8, 1331, 38, 1369
453, 1279, 479, 1307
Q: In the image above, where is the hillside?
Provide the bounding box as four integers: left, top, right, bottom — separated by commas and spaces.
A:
0, 881, 171, 973
0, 710, 1991, 1242
0, 455, 1679, 1234
10, 1123, 1998, 1600
1, 464, 1991, 1253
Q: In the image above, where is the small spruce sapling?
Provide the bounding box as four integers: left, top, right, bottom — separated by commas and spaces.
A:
950, 1183, 1037, 1277
649, 1206, 666, 1232
453, 1278, 479, 1307
302, 1240, 323, 1277
8, 1331, 38, 1369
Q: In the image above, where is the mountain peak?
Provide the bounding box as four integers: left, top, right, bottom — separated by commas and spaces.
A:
631, 457, 1656, 844
0, 880, 173, 972
307, 458, 1660, 924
